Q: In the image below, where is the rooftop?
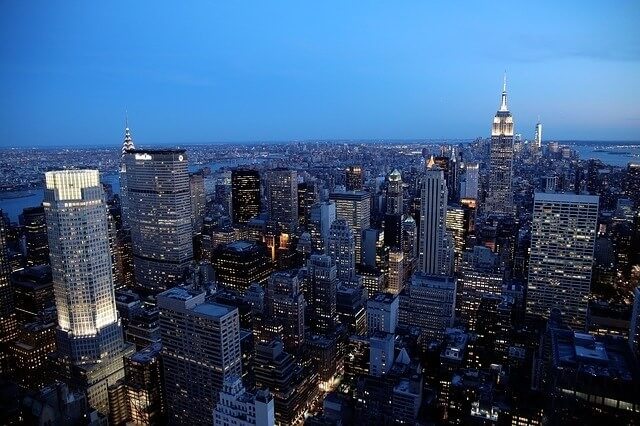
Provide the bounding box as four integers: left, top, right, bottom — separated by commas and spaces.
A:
192, 302, 235, 318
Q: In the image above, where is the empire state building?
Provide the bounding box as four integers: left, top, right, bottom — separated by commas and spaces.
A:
485, 76, 515, 215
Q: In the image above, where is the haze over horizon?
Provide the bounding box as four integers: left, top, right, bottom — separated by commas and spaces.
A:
1, 1, 639, 147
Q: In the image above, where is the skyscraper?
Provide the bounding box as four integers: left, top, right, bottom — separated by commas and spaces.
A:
307, 254, 338, 335
0, 211, 18, 355
534, 119, 543, 152
459, 162, 479, 200
43, 170, 131, 415
309, 201, 336, 253
387, 249, 405, 295
345, 166, 364, 191
265, 271, 305, 352
297, 180, 317, 227
212, 241, 272, 295
327, 219, 356, 280
402, 273, 456, 342
485, 76, 515, 215
418, 162, 450, 276
22, 206, 50, 266
123, 149, 193, 292
330, 191, 371, 264
386, 169, 403, 215
231, 169, 261, 224
189, 171, 206, 233
158, 287, 242, 425
213, 376, 275, 426
266, 168, 298, 233
527, 193, 599, 329
119, 122, 135, 229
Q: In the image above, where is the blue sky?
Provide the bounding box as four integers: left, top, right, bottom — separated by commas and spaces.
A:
1, 1, 639, 146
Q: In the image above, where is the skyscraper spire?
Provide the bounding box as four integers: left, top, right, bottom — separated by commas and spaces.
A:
122, 113, 135, 155
499, 72, 508, 112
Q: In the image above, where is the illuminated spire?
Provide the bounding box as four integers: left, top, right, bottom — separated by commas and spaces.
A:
122, 112, 135, 155
499, 72, 508, 112
426, 155, 436, 169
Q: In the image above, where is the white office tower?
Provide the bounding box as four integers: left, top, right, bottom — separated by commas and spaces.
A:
309, 201, 337, 253
387, 249, 405, 294
485, 75, 515, 216
158, 287, 242, 425
366, 292, 399, 334
44, 170, 131, 416
266, 168, 299, 234
369, 332, 395, 377
327, 219, 356, 281
418, 163, 451, 276
527, 193, 599, 329
213, 375, 275, 426
405, 273, 456, 342
534, 119, 543, 151
459, 162, 479, 200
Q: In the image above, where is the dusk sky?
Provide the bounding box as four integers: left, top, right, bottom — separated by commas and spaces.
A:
1, 1, 639, 147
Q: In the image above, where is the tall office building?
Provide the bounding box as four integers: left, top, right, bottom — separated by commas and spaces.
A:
418, 163, 450, 276
329, 191, 371, 264
403, 273, 456, 342
212, 241, 272, 295
459, 162, 479, 200
630, 287, 640, 359
0, 211, 18, 353
297, 181, 317, 227
346, 166, 364, 191
387, 249, 405, 295
309, 201, 336, 253
266, 271, 305, 352
327, 219, 356, 280
190, 171, 206, 233
527, 193, 599, 329
119, 122, 135, 229
367, 292, 399, 334
446, 205, 466, 271
266, 168, 298, 233
307, 254, 338, 335
158, 287, 242, 425
534, 119, 543, 151
125, 343, 165, 425
386, 169, 403, 215
22, 206, 50, 266
43, 170, 130, 415
485, 76, 515, 215
123, 149, 193, 292
213, 376, 275, 426
231, 169, 261, 224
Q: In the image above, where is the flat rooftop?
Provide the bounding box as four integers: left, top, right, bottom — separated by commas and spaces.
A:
192, 302, 235, 318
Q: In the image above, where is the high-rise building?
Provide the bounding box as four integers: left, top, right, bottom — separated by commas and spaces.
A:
212, 241, 272, 295
446, 205, 466, 272
213, 375, 275, 426
119, 122, 135, 229
534, 119, 543, 151
43, 170, 131, 415
265, 271, 305, 353
458, 246, 503, 331
158, 287, 242, 425
386, 169, 403, 215
527, 193, 599, 329
190, 171, 206, 233
125, 343, 165, 425
22, 206, 50, 266
327, 219, 356, 280
369, 332, 395, 377
309, 201, 336, 253
266, 168, 298, 233
0, 211, 18, 355
297, 181, 317, 227
330, 191, 371, 264
123, 149, 193, 292
336, 284, 368, 335
402, 273, 456, 342
367, 292, 399, 334
485, 76, 515, 215
231, 169, 261, 224
418, 163, 450, 276
345, 166, 364, 191
459, 163, 479, 200
10, 265, 54, 324
387, 249, 405, 295
307, 254, 338, 335
630, 286, 640, 359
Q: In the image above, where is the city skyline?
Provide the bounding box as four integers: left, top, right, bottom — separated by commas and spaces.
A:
2, 2, 640, 147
